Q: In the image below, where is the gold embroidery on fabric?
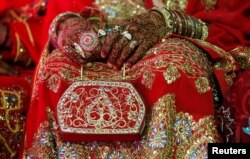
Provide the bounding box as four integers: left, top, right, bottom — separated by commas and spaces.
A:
229, 46, 250, 70
0, 135, 16, 158
0, 89, 25, 158
201, 0, 217, 11
194, 39, 235, 72
28, 93, 220, 158
34, 38, 214, 94
194, 39, 236, 87
176, 114, 219, 159
144, 94, 176, 159
153, 0, 188, 12
94, 0, 146, 22
57, 81, 146, 135
195, 77, 211, 94
142, 70, 156, 89
47, 74, 61, 93
163, 64, 181, 84
0, 90, 21, 133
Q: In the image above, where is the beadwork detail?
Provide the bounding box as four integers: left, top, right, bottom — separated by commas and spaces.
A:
79, 32, 99, 52
57, 81, 146, 136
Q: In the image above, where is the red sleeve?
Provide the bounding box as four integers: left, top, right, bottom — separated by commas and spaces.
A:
186, 0, 250, 51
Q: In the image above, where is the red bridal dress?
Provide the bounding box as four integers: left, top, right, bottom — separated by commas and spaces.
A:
23, 0, 250, 158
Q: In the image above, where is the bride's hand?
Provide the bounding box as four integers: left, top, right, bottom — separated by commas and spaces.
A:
50, 10, 104, 66
101, 10, 166, 70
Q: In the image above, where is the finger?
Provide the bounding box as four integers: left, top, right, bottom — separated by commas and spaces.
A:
115, 40, 140, 68
101, 31, 120, 58
91, 43, 102, 60
107, 37, 129, 68
126, 42, 153, 67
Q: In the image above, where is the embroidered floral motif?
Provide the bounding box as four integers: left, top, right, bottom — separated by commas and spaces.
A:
153, 0, 188, 12
148, 122, 168, 149
188, 144, 208, 159
174, 114, 193, 144
40, 130, 50, 146
195, 77, 211, 94
201, 0, 217, 11
142, 70, 155, 89
58, 142, 78, 159
163, 64, 181, 84
107, 150, 126, 159
144, 94, 176, 159
95, 0, 146, 22
176, 116, 219, 159
47, 74, 61, 93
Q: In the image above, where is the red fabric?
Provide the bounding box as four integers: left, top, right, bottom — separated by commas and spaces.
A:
0, 0, 32, 13
23, 0, 249, 157
145, 0, 250, 51
186, 0, 250, 51
223, 69, 250, 143
25, 37, 221, 158
0, 70, 33, 159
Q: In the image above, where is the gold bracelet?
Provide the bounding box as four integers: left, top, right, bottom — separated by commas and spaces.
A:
151, 7, 174, 36
173, 11, 183, 35
201, 21, 209, 40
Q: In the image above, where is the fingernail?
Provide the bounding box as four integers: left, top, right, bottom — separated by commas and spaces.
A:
101, 51, 106, 58
107, 62, 113, 68
86, 62, 93, 67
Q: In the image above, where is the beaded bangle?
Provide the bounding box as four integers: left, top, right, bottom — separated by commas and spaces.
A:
150, 7, 209, 40
190, 17, 197, 38
151, 7, 174, 36
173, 11, 183, 35
186, 15, 194, 37
201, 21, 209, 40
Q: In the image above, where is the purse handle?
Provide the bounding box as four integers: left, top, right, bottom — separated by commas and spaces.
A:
79, 64, 127, 81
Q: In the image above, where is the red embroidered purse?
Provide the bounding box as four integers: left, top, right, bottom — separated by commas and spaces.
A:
57, 80, 146, 141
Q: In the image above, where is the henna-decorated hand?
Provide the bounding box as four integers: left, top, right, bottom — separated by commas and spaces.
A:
101, 10, 166, 70
51, 9, 105, 66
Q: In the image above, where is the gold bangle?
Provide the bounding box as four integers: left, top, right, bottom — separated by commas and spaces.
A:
201, 21, 209, 40
173, 11, 183, 35
151, 7, 174, 36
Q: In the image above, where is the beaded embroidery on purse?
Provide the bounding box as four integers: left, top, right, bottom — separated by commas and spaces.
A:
57, 66, 146, 141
